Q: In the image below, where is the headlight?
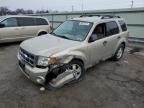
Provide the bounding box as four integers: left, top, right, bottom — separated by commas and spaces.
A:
37, 56, 49, 67
37, 56, 57, 67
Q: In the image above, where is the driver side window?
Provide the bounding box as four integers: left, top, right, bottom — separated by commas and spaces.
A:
89, 23, 106, 42
1, 18, 18, 27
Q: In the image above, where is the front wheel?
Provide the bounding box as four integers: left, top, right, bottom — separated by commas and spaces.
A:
66, 60, 84, 80
112, 44, 125, 61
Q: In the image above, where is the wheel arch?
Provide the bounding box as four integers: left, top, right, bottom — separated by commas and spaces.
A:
38, 31, 48, 36
121, 42, 126, 49
71, 58, 84, 66
114, 38, 127, 54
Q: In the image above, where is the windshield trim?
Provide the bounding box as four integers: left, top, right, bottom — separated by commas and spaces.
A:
52, 20, 93, 42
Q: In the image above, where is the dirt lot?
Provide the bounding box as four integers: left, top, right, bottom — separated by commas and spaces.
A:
0, 43, 144, 108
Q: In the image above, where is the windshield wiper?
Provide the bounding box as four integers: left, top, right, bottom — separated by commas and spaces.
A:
60, 36, 71, 40
51, 32, 71, 40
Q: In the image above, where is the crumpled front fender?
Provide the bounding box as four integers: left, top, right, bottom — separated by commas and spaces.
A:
54, 51, 88, 69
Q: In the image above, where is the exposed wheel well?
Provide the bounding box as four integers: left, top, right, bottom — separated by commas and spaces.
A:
38, 31, 47, 36
121, 42, 126, 49
71, 58, 84, 66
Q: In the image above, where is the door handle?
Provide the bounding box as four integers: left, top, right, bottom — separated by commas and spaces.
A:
117, 36, 121, 39
103, 41, 108, 46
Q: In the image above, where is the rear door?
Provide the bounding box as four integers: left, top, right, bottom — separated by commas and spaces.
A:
103, 21, 121, 57
0, 17, 21, 40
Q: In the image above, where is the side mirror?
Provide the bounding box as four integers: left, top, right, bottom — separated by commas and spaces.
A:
0, 23, 5, 28
88, 34, 98, 43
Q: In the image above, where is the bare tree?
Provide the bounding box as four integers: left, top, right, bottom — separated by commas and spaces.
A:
36, 9, 49, 14
0, 7, 10, 15
0, 6, 56, 15
15, 8, 26, 14
25, 10, 34, 14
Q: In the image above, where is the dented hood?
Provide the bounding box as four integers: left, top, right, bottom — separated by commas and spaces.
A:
20, 34, 80, 57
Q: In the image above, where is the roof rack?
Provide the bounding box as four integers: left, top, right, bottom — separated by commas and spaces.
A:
79, 14, 120, 19
101, 15, 120, 19
80, 15, 101, 17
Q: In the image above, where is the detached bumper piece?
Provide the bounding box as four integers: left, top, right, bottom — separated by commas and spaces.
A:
44, 65, 76, 89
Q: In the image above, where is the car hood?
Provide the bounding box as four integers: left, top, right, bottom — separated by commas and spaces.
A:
20, 34, 80, 57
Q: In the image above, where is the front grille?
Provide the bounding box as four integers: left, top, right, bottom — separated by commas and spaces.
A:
19, 48, 36, 67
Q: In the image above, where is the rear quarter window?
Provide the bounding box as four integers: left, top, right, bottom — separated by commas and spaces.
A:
119, 20, 127, 32
35, 18, 48, 25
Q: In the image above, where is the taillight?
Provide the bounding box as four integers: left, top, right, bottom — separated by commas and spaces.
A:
48, 23, 53, 33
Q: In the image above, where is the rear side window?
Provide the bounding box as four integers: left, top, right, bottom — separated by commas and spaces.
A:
18, 17, 35, 26
106, 21, 119, 36
35, 18, 48, 25
119, 20, 127, 32
1, 18, 18, 27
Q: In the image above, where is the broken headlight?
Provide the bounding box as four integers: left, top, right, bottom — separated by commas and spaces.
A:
37, 56, 57, 67
37, 56, 50, 67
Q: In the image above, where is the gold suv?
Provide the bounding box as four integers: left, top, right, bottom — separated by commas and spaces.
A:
18, 15, 129, 89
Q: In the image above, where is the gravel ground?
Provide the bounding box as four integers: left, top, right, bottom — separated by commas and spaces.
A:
0, 43, 144, 108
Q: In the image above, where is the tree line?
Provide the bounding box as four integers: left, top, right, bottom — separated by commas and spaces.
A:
0, 6, 58, 16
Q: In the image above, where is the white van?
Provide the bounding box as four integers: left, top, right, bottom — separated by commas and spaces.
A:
0, 15, 52, 43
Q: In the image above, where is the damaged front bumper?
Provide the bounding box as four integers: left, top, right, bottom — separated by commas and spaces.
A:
18, 54, 75, 88
18, 53, 48, 84
18, 60, 48, 84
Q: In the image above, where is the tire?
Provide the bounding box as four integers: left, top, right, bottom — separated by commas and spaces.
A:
112, 44, 125, 61
66, 60, 85, 80
38, 32, 47, 36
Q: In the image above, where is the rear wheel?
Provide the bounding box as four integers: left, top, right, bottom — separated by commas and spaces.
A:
112, 44, 125, 61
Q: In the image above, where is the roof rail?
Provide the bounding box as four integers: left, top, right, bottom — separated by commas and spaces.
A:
79, 14, 120, 19
80, 15, 101, 17
101, 15, 120, 19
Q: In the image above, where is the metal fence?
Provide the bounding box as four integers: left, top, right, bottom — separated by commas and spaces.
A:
32, 7, 144, 41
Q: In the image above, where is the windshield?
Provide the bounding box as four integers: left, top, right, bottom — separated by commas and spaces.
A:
52, 20, 93, 41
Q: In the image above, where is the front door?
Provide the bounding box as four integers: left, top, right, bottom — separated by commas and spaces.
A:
0, 17, 21, 40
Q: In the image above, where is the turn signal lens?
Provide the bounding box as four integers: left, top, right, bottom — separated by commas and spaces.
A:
50, 57, 57, 64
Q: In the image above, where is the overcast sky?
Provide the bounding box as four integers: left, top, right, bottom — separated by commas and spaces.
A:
0, 0, 144, 11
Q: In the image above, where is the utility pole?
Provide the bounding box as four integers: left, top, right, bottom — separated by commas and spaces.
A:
81, 4, 84, 11
72, 5, 74, 12
131, 0, 134, 8
81, 0, 84, 11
